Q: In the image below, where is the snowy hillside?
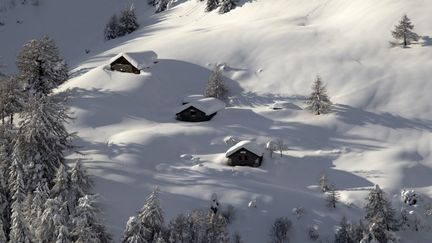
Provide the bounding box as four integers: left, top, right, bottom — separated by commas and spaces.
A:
2, 0, 432, 242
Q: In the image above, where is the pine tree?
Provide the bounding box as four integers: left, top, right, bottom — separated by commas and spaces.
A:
118, 5, 139, 36
204, 64, 228, 100
364, 185, 398, 231
13, 94, 74, 192
16, 36, 68, 95
70, 160, 92, 210
269, 217, 292, 243
9, 159, 32, 243
154, 232, 166, 243
326, 185, 340, 209
138, 188, 164, 241
350, 220, 366, 243
0, 217, 7, 243
27, 182, 49, 237
305, 75, 332, 115
71, 195, 112, 243
122, 216, 148, 243
36, 197, 68, 242
168, 213, 188, 243
319, 171, 329, 192
0, 123, 13, 235
104, 14, 120, 40
205, 0, 219, 12
51, 164, 72, 201
219, 0, 236, 14
335, 216, 353, 243
55, 225, 72, 243
391, 15, 419, 47
0, 76, 23, 125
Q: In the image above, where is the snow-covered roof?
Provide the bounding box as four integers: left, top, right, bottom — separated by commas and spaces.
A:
175, 97, 225, 116
225, 140, 264, 157
270, 101, 301, 110
182, 94, 205, 104
109, 51, 158, 70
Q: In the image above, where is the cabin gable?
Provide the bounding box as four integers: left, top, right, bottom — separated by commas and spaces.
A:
176, 106, 216, 122
110, 56, 141, 74
227, 148, 263, 167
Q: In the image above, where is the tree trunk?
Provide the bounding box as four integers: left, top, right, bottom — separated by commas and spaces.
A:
404, 33, 407, 47
10, 114, 13, 125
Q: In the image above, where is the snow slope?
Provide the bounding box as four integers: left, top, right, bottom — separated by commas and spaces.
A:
2, 0, 432, 241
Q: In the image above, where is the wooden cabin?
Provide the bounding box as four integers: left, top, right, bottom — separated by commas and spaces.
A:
109, 51, 158, 74
175, 97, 225, 122
226, 141, 264, 167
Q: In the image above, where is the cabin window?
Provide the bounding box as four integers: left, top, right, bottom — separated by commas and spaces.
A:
190, 109, 197, 117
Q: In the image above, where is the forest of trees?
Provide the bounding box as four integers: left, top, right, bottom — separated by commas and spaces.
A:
0, 36, 111, 242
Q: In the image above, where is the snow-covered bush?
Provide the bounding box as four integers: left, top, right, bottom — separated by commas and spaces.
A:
307, 225, 319, 241
401, 189, 420, 206
269, 217, 292, 243
292, 207, 305, 220
221, 204, 236, 224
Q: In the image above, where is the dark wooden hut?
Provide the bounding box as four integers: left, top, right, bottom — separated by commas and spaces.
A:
175, 97, 225, 122
226, 141, 264, 167
109, 51, 158, 74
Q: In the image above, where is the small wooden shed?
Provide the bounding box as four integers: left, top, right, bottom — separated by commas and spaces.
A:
109, 51, 158, 74
226, 141, 264, 167
175, 97, 225, 122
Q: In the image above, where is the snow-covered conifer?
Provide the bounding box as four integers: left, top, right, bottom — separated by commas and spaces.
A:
0, 217, 6, 243
16, 36, 68, 95
392, 15, 419, 47
206, 0, 219, 12
364, 185, 398, 231
138, 188, 164, 241
269, 217, 292, 243
319, 171, 330, 192
121, 216, 148, 243
13, 94, 73, 192
70, 160, 92, 209
168, 213, 188, 243
104, 14, 120, 40
0, 76, 23, 124
27, 182, 49, 236
205, 64, 228, 100
154, 232, 166, 243
219, 0, 236, 14
56, 225, 72, 243
118, 5, 139, 36
36, 197, 68, 242
334, 216, 353, 243
350, 220, 366, 242
9, 159, 32, 243
305, 75, 332, 115
326, 185, 340, 209
71, 195, 112, 243
210, 193, 220, 214
51, 164, 72, 201
155, 0, 170, 13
